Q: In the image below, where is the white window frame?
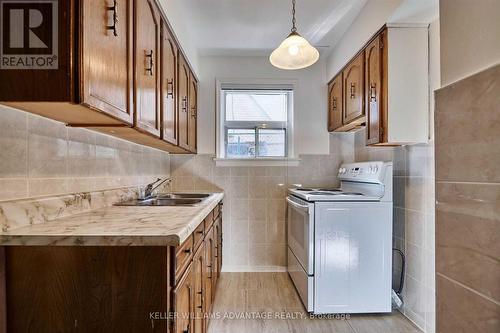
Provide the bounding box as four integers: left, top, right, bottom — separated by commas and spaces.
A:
215, 78, 299, 166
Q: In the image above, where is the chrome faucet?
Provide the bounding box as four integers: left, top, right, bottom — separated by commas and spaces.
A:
143, 177, 172, 199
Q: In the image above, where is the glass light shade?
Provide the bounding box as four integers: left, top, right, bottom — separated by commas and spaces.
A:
270, 32, 319, 70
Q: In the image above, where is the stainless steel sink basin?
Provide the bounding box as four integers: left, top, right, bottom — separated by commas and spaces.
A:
157, 193, 211, 199
115, 197, 203, 206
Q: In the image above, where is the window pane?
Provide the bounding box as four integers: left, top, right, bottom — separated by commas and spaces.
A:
226, 129, 256, 158
225, 91, 288, 122
258, 129, 286, 157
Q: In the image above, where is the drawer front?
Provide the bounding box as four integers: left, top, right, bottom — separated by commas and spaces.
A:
175, 235, 194, 282
193, 220, 205, 251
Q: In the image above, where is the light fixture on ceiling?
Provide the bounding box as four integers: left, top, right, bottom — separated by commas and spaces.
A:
270, 0, 319, 70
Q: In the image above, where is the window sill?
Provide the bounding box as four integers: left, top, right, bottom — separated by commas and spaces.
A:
213, 157, 301, 167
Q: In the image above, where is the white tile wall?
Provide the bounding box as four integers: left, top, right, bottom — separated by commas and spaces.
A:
343, 128, 436, 333
171, 136, 353, 272
0, 105, 170, 201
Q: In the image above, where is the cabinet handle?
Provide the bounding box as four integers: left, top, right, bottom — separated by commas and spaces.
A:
184, 248, 192, 254
332, 97, 337, 110
181, 97, 188, 112
106, 0, 118, 37
370, 83, 377, 102
191, 109, 197, 118
196, 230, 203, 234
145, 50, 154, 76
350, 83, 355, 99
167, 79, 174, 97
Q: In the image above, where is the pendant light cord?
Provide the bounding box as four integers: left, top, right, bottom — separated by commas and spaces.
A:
291, 0, 297, 33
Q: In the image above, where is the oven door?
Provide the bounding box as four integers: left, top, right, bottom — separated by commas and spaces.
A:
287, 195, 314, 275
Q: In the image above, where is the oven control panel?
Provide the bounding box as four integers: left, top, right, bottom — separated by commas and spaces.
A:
338, 161, 389, 183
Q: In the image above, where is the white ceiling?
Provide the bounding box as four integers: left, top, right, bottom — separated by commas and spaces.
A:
175, 0, 368, 56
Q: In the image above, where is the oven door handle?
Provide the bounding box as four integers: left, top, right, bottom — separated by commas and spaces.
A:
286, 197, 310, 213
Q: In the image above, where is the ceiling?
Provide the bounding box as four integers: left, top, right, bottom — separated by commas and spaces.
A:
175, 0, 368, 56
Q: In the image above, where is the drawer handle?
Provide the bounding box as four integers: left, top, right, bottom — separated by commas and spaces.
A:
184, 248, 192, 254
166, 79, 174, 97
145, 50, 154, 76
106, 0, 118, 37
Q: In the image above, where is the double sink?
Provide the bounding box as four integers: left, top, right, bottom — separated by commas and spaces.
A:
115, 193, 211, 207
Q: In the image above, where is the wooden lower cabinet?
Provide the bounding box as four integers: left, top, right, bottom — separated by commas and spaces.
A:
216, 216, 223, 277
193, 243, 205, 333
4, 247, 169, 332
173, 264, 193, 333
204, 226, 215, 318
172, 202, 223, 333
2, 202, 223, 333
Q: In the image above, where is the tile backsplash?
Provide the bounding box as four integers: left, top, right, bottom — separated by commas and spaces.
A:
170, 134, 351, 271
0, 104, 170, 201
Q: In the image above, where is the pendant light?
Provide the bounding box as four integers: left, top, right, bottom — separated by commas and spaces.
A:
270, 0, 319, 70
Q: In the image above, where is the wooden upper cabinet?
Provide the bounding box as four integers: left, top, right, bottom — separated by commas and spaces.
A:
365, 33, 383, 145
1, 0, 199, 153
173, 265, 194, 333
178, 55, 190, 150
327, 74, 343, 131
81, 0, 134, 125
160, 21, 178, 145
134, 0, 161, 137
343, 52, 364, 124
188, 73, 198, 153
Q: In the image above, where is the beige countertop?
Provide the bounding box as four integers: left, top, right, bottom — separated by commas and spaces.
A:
0, 192, 224, 247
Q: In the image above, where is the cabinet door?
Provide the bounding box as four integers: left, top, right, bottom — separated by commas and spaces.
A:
365, 34, 383, 145
215, 216, 223, 277
188, 73, 198, 153
161, 21, 178, 145
134, 0, 161, 137
173, 265, 193, 333
204, 227, 214, 318
81, 0, 133, 124
178, 55, 190, 150
343, 52, 364, 124
193, 243, 205, 333
327, 74, 343, 131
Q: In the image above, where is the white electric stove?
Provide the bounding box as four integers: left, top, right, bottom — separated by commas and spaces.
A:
287, 161, 393, 314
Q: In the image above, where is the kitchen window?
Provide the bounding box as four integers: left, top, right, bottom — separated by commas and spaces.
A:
216, 81, 295, 164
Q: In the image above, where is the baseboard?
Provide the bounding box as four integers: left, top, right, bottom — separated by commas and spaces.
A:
222, 265, 287, 272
